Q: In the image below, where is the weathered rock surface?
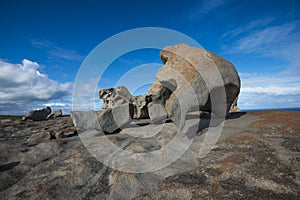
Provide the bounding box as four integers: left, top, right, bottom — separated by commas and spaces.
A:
99, 86, 133, 109
229, 96, 240, 112
46, 109, 63, 119
23, 106, 52, 121
99, 86, 151, 119
26, 131, 51, 146
147, 102, 167, 123
149, 44, 240, 127
132, 94, 151, 119
71, 103, 134, 134
0, 110, 299, 199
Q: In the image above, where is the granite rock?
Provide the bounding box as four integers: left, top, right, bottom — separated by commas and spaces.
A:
99, 86, 133, 109
147, 102, 168, 123
46, 109, 63, 119
99, 86, 151, 119
71, 103, 134, 134
0, 110, 299, 199
150, 44, 240, 128
23, 106, 52, 121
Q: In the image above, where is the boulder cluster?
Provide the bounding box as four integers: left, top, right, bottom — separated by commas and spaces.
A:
72, 44, 241, 133
22, 106, 63, 121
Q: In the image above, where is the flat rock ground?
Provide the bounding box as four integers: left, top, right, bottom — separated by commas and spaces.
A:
0, 111, 299, 199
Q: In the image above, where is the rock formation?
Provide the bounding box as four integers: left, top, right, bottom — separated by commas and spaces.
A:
71, 103, 134, 134
23, 106, 52, 121
46, 109, 63, 119
2, 44, 299, 199
100, 44, 241, 129
147, 80, 172, 123
99, 86, 151, 119
99, 86, 133, 109
148, 44, 240, 127
132, 94, 151, 119
73, 44, 241, 133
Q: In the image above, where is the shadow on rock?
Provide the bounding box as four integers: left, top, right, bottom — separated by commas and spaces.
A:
0, 161, 20, 172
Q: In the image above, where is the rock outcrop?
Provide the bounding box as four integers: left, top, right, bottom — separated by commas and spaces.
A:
71, 103, 134, 134
147, 102, 167, 123
99, 86, 133, 109
99, 86, 151, 119
0, 110, 299, 199
23, 106, 52, 121
85, 44, 241, 133
148, 44, 240, 127
147, 80, 172, 123
1, 44, 298, 199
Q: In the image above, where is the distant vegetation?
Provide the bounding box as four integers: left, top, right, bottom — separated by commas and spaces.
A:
0, 115, 22, 120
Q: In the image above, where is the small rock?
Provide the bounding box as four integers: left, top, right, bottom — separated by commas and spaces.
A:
64, 131, 78, 138
55, 132, 66, 139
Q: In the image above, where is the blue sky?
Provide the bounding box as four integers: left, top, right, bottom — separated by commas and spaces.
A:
0, 0, 299, 115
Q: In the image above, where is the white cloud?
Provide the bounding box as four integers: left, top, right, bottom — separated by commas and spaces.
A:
44, 103, 68, 107
223, 21, 299, 55
220, 19, 300, 109
220, 19, 300, 72
241, 86, 300, 96
241, 74, 300, 86
220, 17, 274, 39
238, 72, 300, 109
0, 59, 72, 115
31, 39, 84, 62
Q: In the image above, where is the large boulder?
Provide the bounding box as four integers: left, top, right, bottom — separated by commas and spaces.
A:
99, 86, 133, 109
148, 44, 240, 127
46, 109, 63, 119
147, 80, 173, 123
148, 102, 168, 123
23, 106, 52, 121
99, 86, 151, 119
71, 103, 134, 134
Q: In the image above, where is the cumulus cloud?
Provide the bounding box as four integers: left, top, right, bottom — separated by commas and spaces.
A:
0, 59, 72, 115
